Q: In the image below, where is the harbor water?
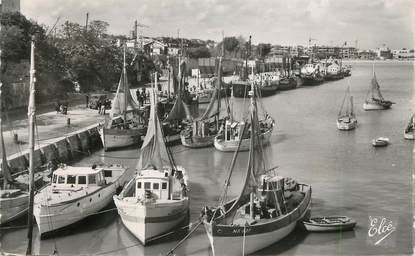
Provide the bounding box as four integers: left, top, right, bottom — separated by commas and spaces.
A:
1, 61, 413, 255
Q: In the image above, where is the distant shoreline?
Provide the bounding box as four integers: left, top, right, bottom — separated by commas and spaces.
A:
342, 59, 414, 63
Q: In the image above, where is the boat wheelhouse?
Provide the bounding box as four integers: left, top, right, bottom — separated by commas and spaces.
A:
34, 164, 130, 236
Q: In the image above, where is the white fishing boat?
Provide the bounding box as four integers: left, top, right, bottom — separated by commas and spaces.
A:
114, 89, 189, 245
99, 45, 147, 151
201, 83, 312, 256
325, 58, 344, 81
300, 63, 325, 85
404, 114, 415, 140
363, 65, 394, 110
0, 42, 29, 225
337, 86, 357, 131
34, 164, 130, 236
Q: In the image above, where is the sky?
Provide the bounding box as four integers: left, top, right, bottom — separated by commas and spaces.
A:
21, 0, 414, 49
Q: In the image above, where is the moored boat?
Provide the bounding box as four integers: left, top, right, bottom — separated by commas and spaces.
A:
34, 164, 130, 237
201, 81, 312, 256
324, 58, 344, 81
404, 114, 415, 140
99, 45, 147, 151
300, 63, 325, 86
114, 89, 189, 245
363, 65, 394, 110
337, 86, 357, 131
303, 216, 356, 232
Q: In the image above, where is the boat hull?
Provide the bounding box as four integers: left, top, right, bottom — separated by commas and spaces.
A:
303, 221, 356, 232
114, 197, 189, 245
278, 79, 297, 90
260, 84, 279, 97
0, 192, 29, 224
99, 127, 143, 151
301, 76, 324, 86
336, 119, 357, 131
214, 129, 272, 152
363, 102, 391, 111
232, 82, 251, 98
404, 132, 415, 140
34, 173, 129, 236
180, 134, 215, 148
204, 186, 311, 256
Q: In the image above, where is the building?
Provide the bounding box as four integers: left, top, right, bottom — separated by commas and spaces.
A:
374, 45, 393, 59
0, 0, 20, 13
392, 48, 414, 59
340, 47, 358, 59
358, 50, 377, 60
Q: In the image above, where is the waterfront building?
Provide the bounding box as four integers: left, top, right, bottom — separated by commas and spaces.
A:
375, 45, 393, 59
340, 47, 358, 59
0, 0, 20, 13
358, 50, 377, 60
392, 48, 414, 59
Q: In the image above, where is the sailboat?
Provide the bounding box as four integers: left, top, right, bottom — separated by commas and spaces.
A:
337, 86, 357, 131
404, 114, 415, 140
99, 45, 147, 151
200, 82, 312, 256
114, 88, 189, 245
163, 59, 193, 145
363, 66, 394, 110
214, 68, 275, 152
180, 48, 225, 148
0, 42, 29, 225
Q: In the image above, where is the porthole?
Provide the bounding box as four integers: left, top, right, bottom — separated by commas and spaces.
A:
77, 202, 80, 207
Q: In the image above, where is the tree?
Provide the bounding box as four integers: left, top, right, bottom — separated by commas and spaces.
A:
257, 43, 271, 59
187, 46, 211, 59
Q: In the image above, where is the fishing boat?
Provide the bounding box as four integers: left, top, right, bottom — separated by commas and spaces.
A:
372, 137, 389, 147
300, 63, 325, 86
404, 114, 415, 140
163, 59, 194, 145
214, 79, 275, 152
337, 86, 357, 131
201, 82, 312, 256
363, 66, 394, 110
278, 57, 297, 90
252, 72, 279, 96
99, 45, 147, 151
34, 164, 130, 236
325, 58, 344, 81
303, 216, 356, 232
343, 65, 352, 77
0, 41, 29, 225
114, 89, 189, 245
180, 48, 226, 148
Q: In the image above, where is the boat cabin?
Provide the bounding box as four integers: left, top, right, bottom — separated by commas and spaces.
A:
223, 120, 249, 141
51, 165, 125, 190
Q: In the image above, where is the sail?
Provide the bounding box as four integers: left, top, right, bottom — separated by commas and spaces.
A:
164, 93, 193, 121
405, 114, 415, 132
137, 90, 170, 170
371, 72, 385, 100
195, 89, 219, 121
110, 49, 139, 118
338, 87, 352, 117
0, 88, 13, 185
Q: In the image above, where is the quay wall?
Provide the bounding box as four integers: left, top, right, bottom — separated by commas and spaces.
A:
2, 124, 103, 176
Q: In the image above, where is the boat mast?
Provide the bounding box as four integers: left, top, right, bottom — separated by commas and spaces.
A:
123, 44, 127, 122
216, 33, 224, 129
249, 79, 256, 220
26, 37, 36, 256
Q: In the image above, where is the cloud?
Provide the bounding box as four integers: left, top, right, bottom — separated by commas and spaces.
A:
21, 0, 414, 49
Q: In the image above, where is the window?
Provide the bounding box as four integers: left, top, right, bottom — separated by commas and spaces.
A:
58, 175, 65, 184
67, 175, 76, 184
137, 182, 142, 189
162, 182, 167, 190
153, 183, 159, 190
88, 174, 97, 184
104, 170, 112, 177
144, 182, 151, 189
78, 176, 86, 184
52, 174, 57, 184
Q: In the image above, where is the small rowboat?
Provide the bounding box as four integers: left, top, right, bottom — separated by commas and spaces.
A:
303, 216, 356, 232
372, 137, 389, 147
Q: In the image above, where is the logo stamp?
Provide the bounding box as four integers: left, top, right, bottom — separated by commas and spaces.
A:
367, 216, 397, 247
